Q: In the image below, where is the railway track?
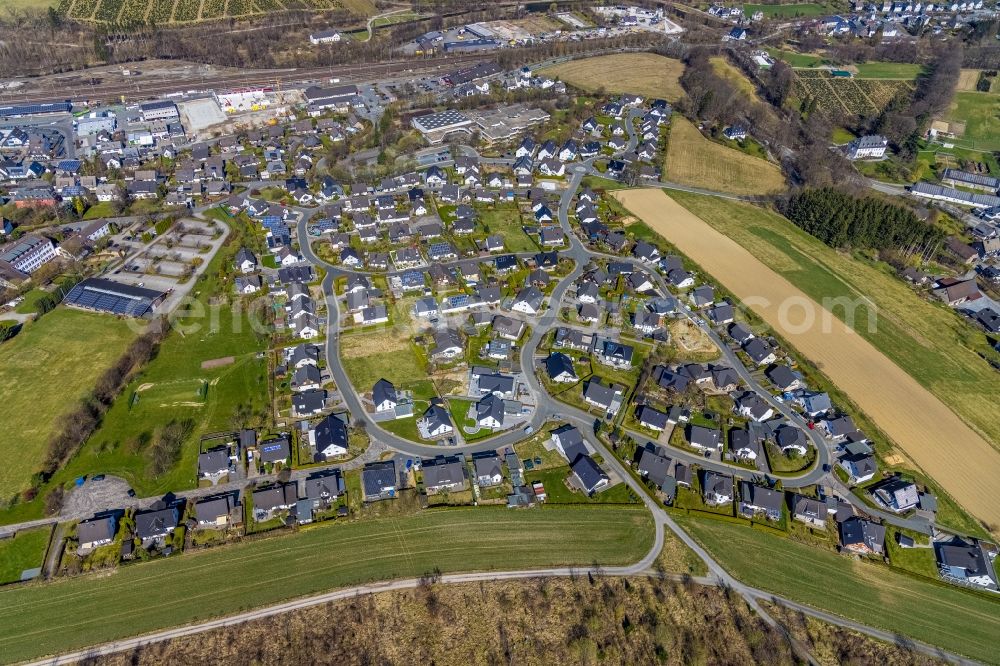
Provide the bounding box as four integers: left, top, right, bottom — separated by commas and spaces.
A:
0, 53, 488, 106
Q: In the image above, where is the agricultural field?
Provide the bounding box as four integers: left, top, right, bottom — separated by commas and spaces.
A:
540, 53, 685, 102
0, 527, 52, 585
675, 516, 1000, 664
664, 117, 786, 195
613, 188, 1000, 533
0, 505, 654, 663
793, 70, 912, 117
0, 310, 135, 499
941, 91, 1000, 152
61, 0, 375, 23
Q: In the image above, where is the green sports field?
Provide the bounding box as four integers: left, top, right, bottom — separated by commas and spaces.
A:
675, 516, 1000, 664
0, 505, 654, 663
0, 309, 135, 498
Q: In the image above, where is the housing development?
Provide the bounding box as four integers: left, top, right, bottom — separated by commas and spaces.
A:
0, 1, 998, 663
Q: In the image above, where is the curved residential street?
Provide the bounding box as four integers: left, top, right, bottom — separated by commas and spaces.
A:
4, 81, 974, 666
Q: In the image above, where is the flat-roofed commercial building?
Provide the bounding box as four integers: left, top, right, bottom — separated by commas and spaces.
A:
411, 109, 473, 144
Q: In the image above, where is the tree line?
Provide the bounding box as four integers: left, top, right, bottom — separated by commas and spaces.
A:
778, 188, 944, 257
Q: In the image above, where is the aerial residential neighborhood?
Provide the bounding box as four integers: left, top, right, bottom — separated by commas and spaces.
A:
0, 0, 998, 663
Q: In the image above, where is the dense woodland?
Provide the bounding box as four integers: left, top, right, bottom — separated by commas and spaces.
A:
779, 188, 944, 257
85, 577, 939, 666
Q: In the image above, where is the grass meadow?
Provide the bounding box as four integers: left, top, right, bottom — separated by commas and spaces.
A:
0, 310, 135, 498
664, 117, 786, 195
541, 53, 686, 102
0, 505, 654, 663
0, 526, 52, 584
675, 516, 1000, 664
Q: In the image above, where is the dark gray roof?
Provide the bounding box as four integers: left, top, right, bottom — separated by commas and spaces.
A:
688, 425, 720, 449
422, 455, 465, 488
476, 393, 505, 425
252, 484, 297, 512
362, 461, 396, 497
258, 436, 291, 463
422, 404, 453, 431
552, 424, 587, 462
571, 454, 608, 493
473, 453, 502, 480
766, 364, 798, 390
636, 405, 668, 429
373, 378, 397, 406
313, 414, 349, 452
637, 445, 671, 488
195, 496, 233, 523
304, 471, 344, 501
135, 507, 178, 539
583, 378, 616, 408
839, 517, 885, 552
478, 373, 514, 395
292, 390, 326, 414
702, 471, 732, 498
545, 352, 576, 380
77, 516, 116, 544
740, 481, 783, 514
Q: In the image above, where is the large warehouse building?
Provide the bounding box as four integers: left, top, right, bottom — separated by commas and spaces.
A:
64, 278, 166, 317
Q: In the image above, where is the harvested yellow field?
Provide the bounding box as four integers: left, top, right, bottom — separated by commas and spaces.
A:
709, 56, 758, 98
614, 188, 1000, 530
665, 117, 786, 195
540, 53, 685, 101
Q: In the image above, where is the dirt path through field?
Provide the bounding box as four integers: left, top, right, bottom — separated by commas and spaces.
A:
614, 188, 1000, 530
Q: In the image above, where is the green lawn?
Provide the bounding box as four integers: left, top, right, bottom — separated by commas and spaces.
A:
0, 506, 654, 663
82, 201, 118, 220
0, 527, 51, 584
830, 127, 855, 144
765, 48, 826, 68
478, 206, 537, 253
13, 288, 53, 314
744, 3, 826, 17
669, 192, 1000, 457
854, 62, 924, 79
0, 309, 135, 499
885, 527, 938, 578
523, 466, 639, 504
945, 91, 1000, 151
674, 516, 1000, 664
